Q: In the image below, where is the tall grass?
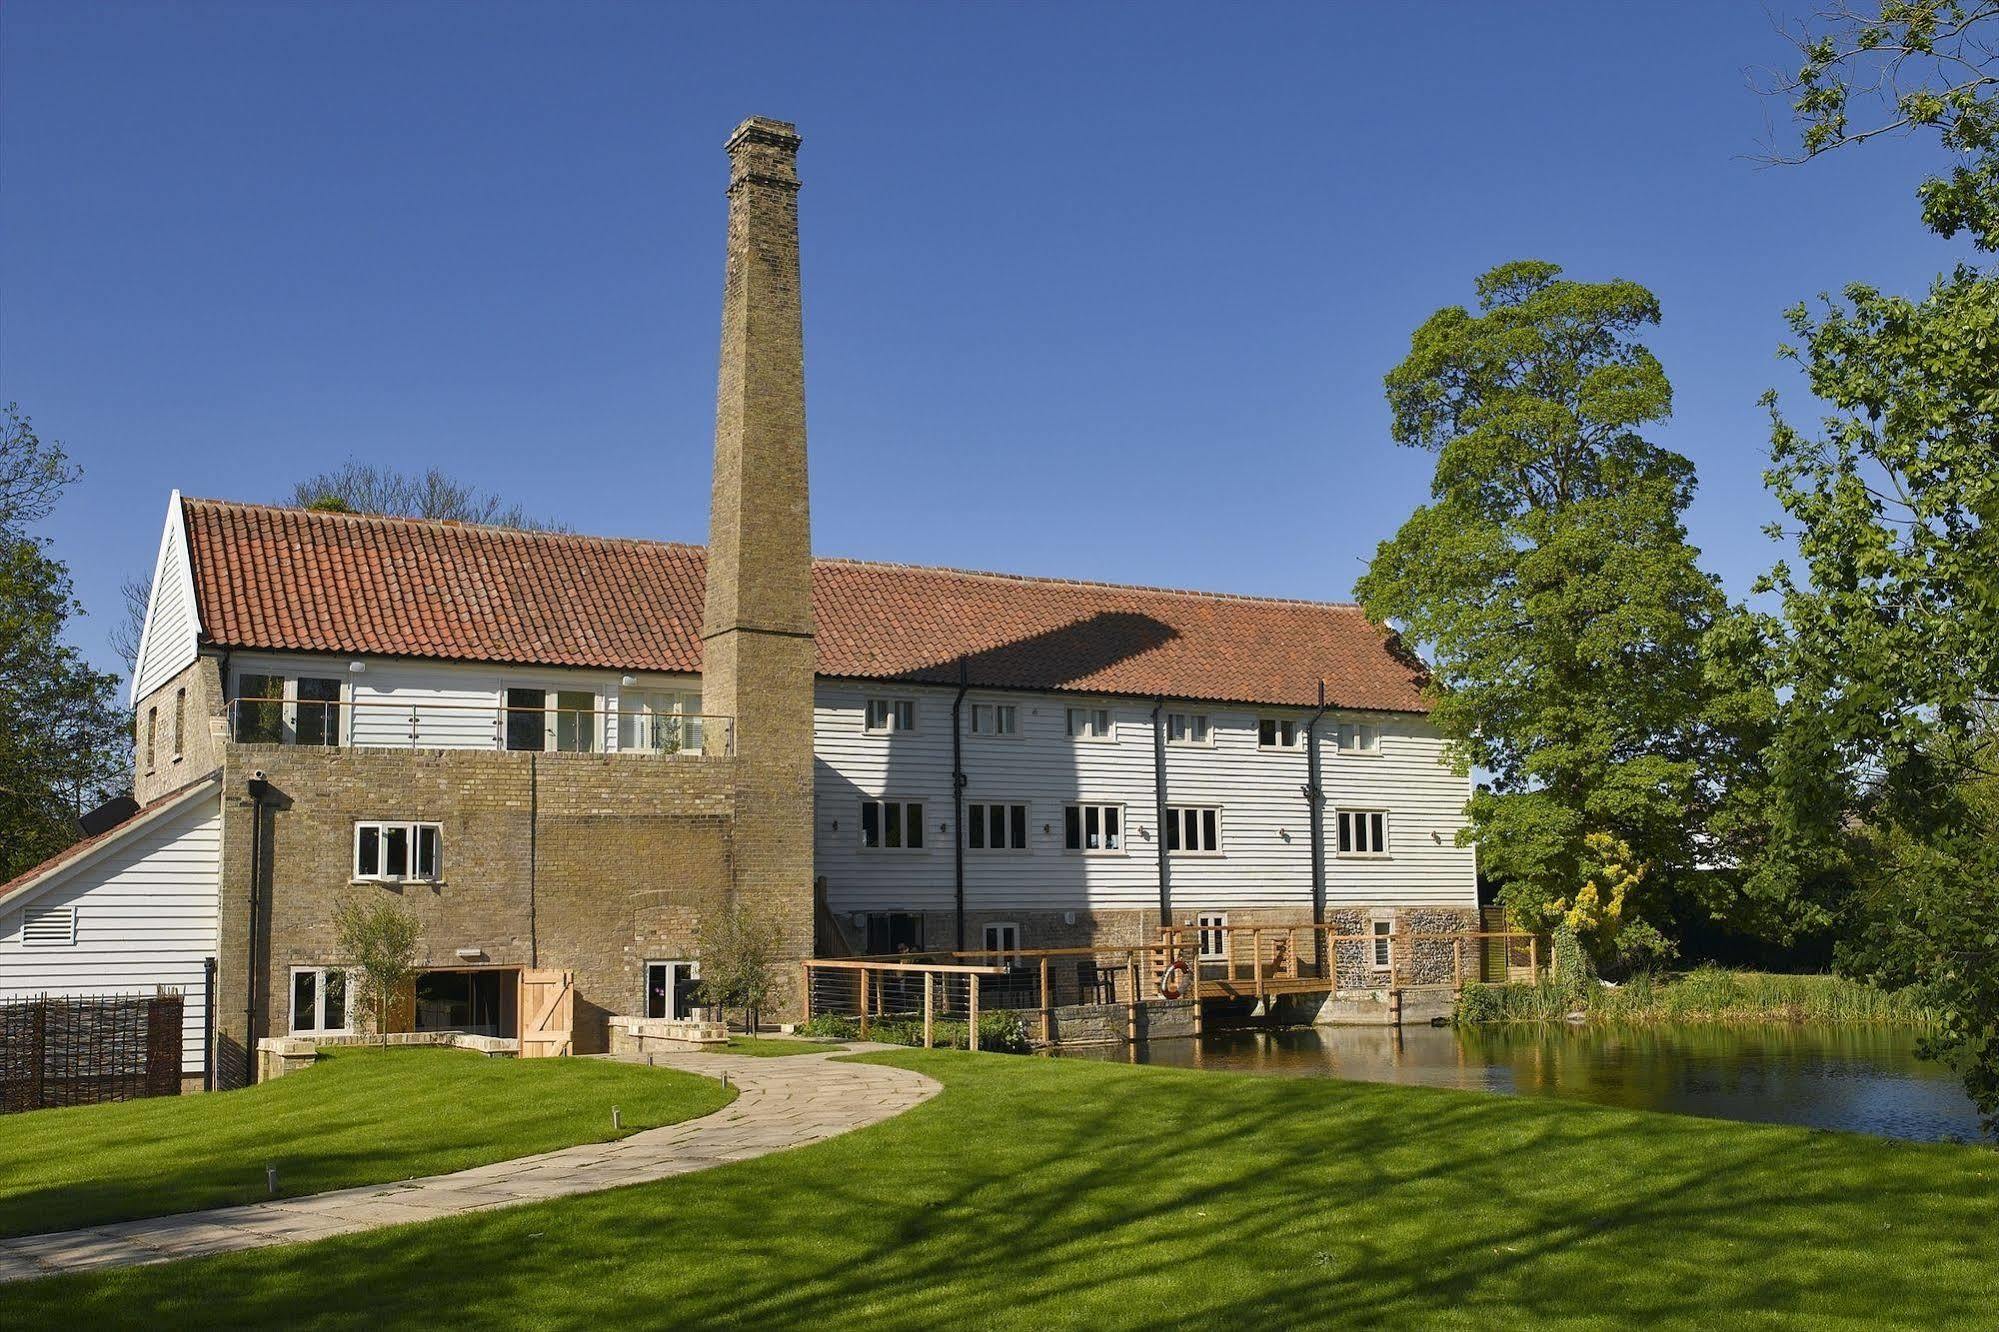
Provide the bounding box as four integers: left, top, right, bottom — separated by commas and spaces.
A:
1455, 966, 1936, 1026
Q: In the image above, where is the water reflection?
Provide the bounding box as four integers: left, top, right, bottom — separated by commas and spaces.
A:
1058, 1022, 1987, 1144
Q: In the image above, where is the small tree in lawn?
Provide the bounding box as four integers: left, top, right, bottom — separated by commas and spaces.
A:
335, 895, 423, 1046
695, 899, 787, 1033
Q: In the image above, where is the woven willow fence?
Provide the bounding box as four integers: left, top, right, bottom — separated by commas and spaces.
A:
0, 991, 183, 1113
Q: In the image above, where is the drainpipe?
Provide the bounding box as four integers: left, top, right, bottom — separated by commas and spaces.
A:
243, 770, 269, 1087
950, 662, 969, 953
1151, 697, 1170, 929
1304, 680, 1330, 946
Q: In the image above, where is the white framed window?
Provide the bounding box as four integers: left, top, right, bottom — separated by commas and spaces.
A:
645, 959, 702, 1021
290, 966, 351, 1034
967, 702, 1019, 737
22, 905, 76, 948
1165, 806, 1222, 855
1063, 802, 1123, 853
619, 689, 704, 754
1370, 915, 1395, 970
1335, 720, 1381, 753
354, 821, 442, 882
503, 686, 601, 753
1066, 707, 1113, 741
965, 802, 1029, 851
1258, 717, 1302, 749
864, 698, 917, 734
982, 922, 1021, 964
1165, 712, 1210, 746
1337, 809, 1389, 857
860, 799, 925, 851
1195, 911, 1228, 962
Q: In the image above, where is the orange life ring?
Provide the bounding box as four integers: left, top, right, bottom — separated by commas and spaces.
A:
1157, 959, 1189, 1001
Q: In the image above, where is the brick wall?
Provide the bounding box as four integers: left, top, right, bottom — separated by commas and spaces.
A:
212, 744, 738, 1083
134, 654, 226, 805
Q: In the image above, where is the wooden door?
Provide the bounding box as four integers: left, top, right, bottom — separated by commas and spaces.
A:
518, 968, 574, 1057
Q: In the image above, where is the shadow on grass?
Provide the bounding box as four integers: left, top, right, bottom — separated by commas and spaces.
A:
9, 1052, 1997, 1328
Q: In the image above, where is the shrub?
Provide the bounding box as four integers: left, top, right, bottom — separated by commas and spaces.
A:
791, 1009, 1031, 1053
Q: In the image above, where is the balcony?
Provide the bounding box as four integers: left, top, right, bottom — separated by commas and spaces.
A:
225, 697, 732, 757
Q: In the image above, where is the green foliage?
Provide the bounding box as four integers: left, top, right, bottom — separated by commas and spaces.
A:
793, 1010, 1031, 1054
695, 899, 788, 1031
1751, 263, 1999, 1130
333, 895, 423, 1044
0, 404, 127, 882
1456, 967, 1935, 1026
1357, 265, 1733, 948
1779, 2, 1999, 249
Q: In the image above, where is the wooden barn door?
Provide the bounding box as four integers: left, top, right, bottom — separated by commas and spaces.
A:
518, 969, 574, 1058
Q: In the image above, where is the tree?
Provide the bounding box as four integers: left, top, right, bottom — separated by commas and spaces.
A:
695, 899, 788, 1032
107, 574, 150, 675
0, 405, 128, 881
1763, 1, 1999, 250
1751, 2, 1999, 1128
334, 895, 423, 1046
285, 461, 565, 530
1354, 263, 1730, 966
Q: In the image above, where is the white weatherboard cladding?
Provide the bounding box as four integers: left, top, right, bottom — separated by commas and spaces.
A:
131, 493, 201, 705
0, 790, 222, 1074
812, 682, 1477, 919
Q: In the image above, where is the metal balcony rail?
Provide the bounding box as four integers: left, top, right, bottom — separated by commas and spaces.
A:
224, 697, 734, 757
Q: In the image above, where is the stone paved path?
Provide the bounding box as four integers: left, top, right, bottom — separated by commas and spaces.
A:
0, 1043, 937, 1285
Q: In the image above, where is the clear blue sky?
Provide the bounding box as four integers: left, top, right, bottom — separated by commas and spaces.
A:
1, 1, 1971, 678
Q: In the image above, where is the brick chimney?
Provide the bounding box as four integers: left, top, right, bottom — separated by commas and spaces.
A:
701, 117, 816, 986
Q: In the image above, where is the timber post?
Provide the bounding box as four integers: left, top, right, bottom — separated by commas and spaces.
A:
968, 972, 980, 1052
801, 961, 812, 1023
1253, 928, 1265, 1006
923, 971, 934, 1049
1039, 955, 1051, 1047
858, 968, 870, 1039
1126, 952, 1139, 1044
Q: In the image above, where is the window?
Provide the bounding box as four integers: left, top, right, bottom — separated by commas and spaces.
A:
1166, 712, 1210, 745
504, 687, 599, 752
172, 688, 186, 760
1371, 917, 1395, 970
864, 912, 924, 955
1259, 717, 1302, 749
645, 960, 702, 1021
1335, 721, 1381, 753
295, 677, 342, 747
619, 689, 704, 754
864, 698, 916, 734
966, 802, 1029, 851
1066, 707, 1113, 740
1165, 806, 1222, 854
552, 689, 597, 752
968, 702, 1018, 737
1196, 911, 1228, 961
354, 821, 442, 882
234, 673, 285, 743
22, 905, 76, 948
1063, 803, 1123, 853
982, 922, 1020, 964
505, 687, 546, 751
1337, 809, 1389, 857
290, 966, 350, 1033
145, 707, 158, 770
231, 672, 342, 746
860, 799, 925, 851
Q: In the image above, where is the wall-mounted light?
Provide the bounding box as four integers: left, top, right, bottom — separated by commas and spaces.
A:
455, 947, 483, 961
348, 661, 366, 674
1063, 911, 1076, 926
621, 674, 637, 687
1042, 823, 1052, 835
831, 819, 839, 832
851, 912, 866, 928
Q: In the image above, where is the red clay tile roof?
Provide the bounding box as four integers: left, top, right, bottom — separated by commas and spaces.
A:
180, 499, 1430, 713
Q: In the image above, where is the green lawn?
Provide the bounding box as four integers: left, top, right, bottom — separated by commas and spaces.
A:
0, 1046, 731, 1239
722, 1036, 839, 1056
10, 1050, 1996, 1327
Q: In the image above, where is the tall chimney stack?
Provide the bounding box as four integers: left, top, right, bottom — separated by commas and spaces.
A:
702, 117, 816, 982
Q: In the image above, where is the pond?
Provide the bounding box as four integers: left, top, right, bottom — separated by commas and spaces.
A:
1060, 1022, 1988, 1144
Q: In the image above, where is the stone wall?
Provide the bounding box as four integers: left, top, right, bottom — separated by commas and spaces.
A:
134, 654, 227, 805
213, 744, 738, 1084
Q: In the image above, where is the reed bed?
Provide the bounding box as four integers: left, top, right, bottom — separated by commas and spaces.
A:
1456, 966, 1935, 1026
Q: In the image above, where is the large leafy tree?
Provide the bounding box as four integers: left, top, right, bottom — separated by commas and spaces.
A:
1752, 0, 1999, 1127
0, 405, 128, 881
1356, 262, 1730, 961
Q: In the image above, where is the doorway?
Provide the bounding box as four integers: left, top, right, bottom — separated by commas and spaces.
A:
413, 969, 519, 1037
644, 960, 702, 1021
